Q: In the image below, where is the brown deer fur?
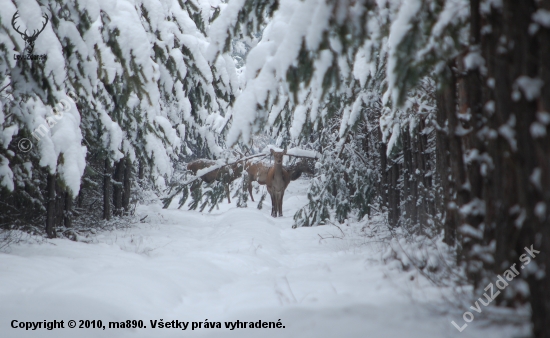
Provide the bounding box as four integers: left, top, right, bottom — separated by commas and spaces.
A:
187, 159, 243, 203
266, 149, 290, 217
244, 161, 270, 202
286, 159, 315, 181
245, 159, 314, 202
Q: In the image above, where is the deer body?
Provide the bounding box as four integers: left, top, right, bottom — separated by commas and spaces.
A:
245, 159, 313, 202
187, 159, 243, 203
286, 159, 315, 181
266, 149, 290, 217
244, 161, 270, 202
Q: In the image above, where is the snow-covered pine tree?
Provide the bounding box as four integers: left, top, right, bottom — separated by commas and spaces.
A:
0, 0, 238, 235
210, 0, 550, 336
208, 0, 384, 227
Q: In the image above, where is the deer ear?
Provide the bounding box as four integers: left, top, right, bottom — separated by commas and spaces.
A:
270, 148, 274, 155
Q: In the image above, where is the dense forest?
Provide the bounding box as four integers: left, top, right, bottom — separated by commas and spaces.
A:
1, 0, 549, 337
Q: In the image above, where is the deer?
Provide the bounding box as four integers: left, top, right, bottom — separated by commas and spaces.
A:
245, 158, 315, 202
286, 159, 315, 181
187, 159, 243, 203
244, 160, 270, 202
11, 11, 49, 55
266, 149, 290, 217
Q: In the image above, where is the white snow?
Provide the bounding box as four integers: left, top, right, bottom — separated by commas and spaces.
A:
0, 180, 518, 338
535, 202, 547, 221
498, 115, 517, 152
464, 49, 485, 72
0, 155, 14, 191
285, 147, 320, 159
537, 111, 550, 125
532, 9, 550, 28
1, 0, 238, 196
385, 0, 422, 106
458, 224, 483, 240
530, 122, 547, 138
386, 123, 401, 157
515, 76, 544, 101
0, 125, 18, 149
289, 105, 308, 140
530, 168, 542, 191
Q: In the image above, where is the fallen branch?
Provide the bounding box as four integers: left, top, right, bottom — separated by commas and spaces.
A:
162, 153, 267, 209
188, 152, 267, 185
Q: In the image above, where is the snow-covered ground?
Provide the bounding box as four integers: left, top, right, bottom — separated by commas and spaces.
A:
0, 180, 516, 338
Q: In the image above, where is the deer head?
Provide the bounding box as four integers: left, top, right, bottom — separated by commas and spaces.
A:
11, 11, 49, 55
270, 148, 287, 165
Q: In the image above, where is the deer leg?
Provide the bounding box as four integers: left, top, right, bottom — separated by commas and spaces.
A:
248, 178, 255, 202
270, 192, 277, 217
278, 191, 285, 217
273, 191, 282, 218
274, 194, 279, 218
277, 192, 282, 217
225, 184, 231, 203
267, 186, 274, 216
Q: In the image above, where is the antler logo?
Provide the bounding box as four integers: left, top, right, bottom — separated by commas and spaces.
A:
11, 11, 49, 55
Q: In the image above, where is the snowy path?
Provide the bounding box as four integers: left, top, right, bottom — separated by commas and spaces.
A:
0, 180, 512, 338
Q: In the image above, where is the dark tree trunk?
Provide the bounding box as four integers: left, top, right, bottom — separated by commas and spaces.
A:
64, 192, 73, 228
402, 129, 417, 228
447, 63, 469, 209
464, 0, 550, 335
534, 1, 550, 333
103, 159, 111, 220
435, 69, 455, 245
138, 160, 145, 180
55, 178, 64, 228
379, 132, 388, 209
113, 159, 124, 216
77, 192, 83, 209
502, 1, 549, 336
419, 119, 434, 218
482, 1, 518, 294
456, 0, 486, 287
388, 160, 400, 228
45, 173, 56, 238
416, 120, 432, 228
122, 157, 132, 214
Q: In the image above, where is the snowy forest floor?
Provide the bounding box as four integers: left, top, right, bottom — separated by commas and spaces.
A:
0, 179, 522, 338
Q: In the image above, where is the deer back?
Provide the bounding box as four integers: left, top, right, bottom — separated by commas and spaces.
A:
218, 161, 244, 183
245, 161, 270, 185
188, 159, 244, 184
286, 159, 315, 181
187, 159, 218, 183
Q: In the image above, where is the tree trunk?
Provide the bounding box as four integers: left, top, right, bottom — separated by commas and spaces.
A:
454, 0, 486, 286
113, 159, 124, 216
64, 192, 73, 228
502, 1, 549, 336
122, 157, 132, 214
482, 1, 518, 295
138, 160, 145, 180
103, 159, 111, 220
418, 119, 434, 221
55, 178, 64, 228
388, 160, 401, 228
471, 0, 550, 335
45, 173, 56, 238
534, 1, 550, 333
435, 70, 455, 245
402, 129, 417, 228
379, 132, 388, 209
